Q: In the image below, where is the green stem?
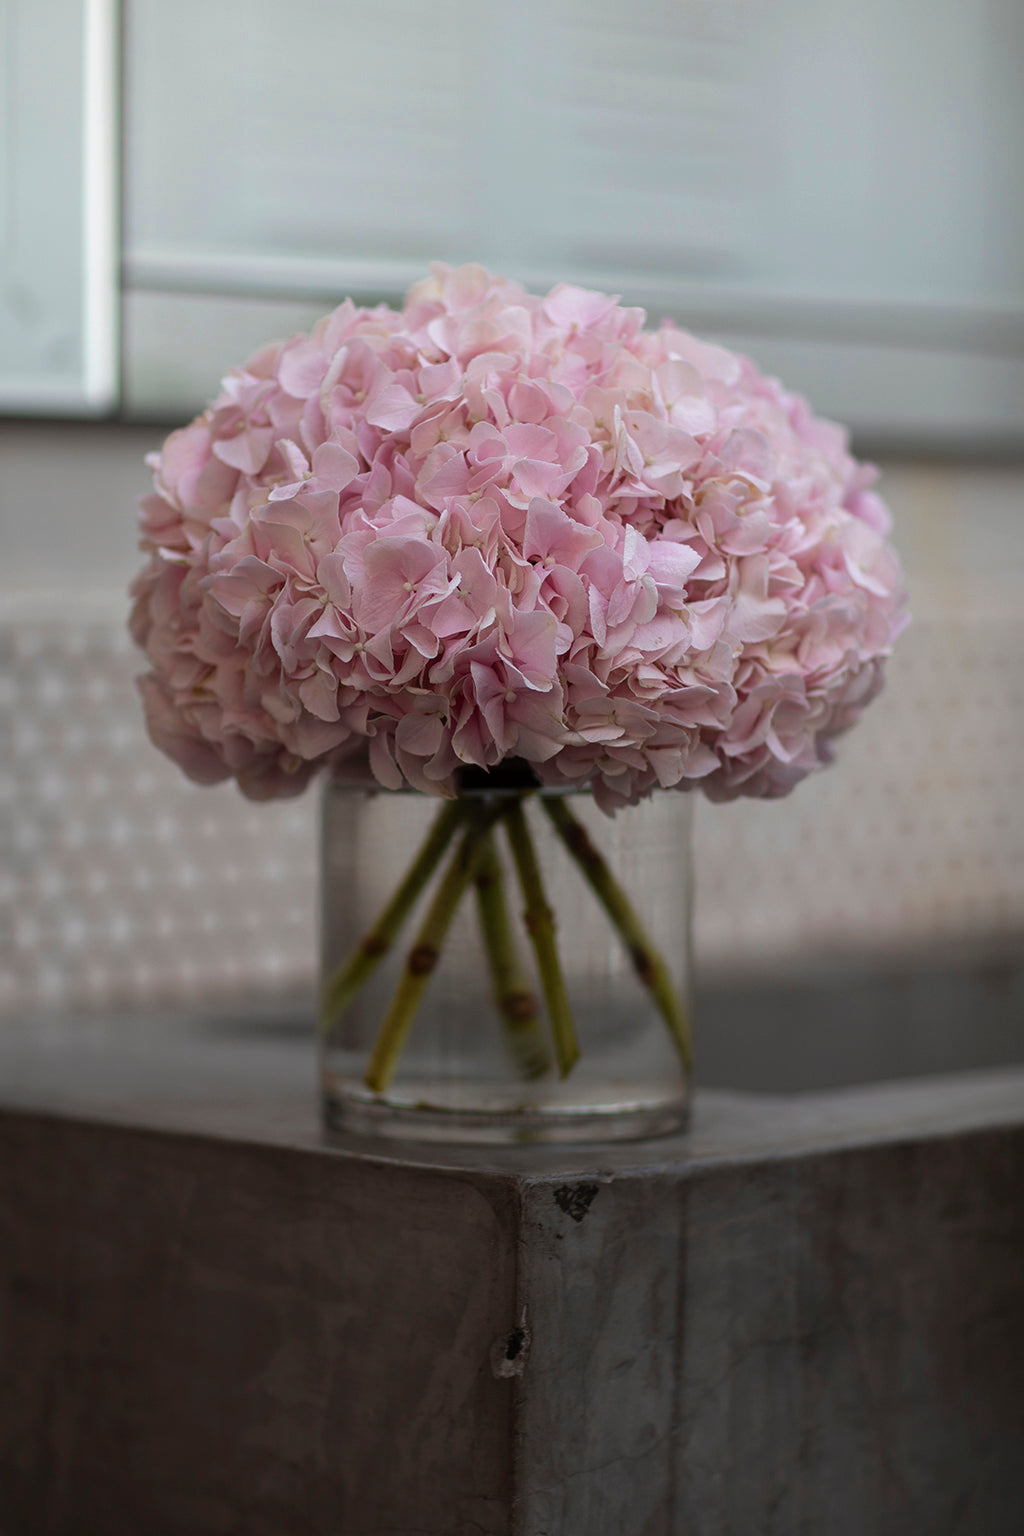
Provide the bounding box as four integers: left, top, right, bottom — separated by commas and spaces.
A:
503, 799, 579, 1079
473, 830, 551, 1081
541, 796, 693, 1071
364, 802, 503, 1093
320, 797, 466, 1038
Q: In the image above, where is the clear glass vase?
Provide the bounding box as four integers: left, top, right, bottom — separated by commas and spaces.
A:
319, 772, 692, 1144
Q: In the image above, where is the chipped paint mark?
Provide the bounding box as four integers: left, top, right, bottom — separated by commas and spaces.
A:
490, 1311, 531, 1378
553, 1183, 600, 1223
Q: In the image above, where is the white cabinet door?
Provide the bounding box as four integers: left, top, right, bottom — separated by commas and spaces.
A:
119, 0, 1024, 444
0, 0, 117, 414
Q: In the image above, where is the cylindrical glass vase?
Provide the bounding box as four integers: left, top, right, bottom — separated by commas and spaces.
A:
319, 777, 692, 1144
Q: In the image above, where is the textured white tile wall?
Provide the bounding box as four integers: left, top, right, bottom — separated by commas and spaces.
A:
0, 621, 316, 1015
694, 614, 1024, 974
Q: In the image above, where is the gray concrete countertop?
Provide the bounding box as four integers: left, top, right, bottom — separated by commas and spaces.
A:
1, 1003, 1023, 1175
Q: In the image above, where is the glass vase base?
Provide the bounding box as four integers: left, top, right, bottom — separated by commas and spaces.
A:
322, 1077, 689, 1146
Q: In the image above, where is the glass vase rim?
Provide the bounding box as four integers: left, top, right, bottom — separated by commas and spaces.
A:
323, 774, 696, 811
324, 777, 585, 802
321, 773, 693, 805
323, 759, 592, 802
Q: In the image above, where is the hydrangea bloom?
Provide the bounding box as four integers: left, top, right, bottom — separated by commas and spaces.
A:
130, 264, 907, 812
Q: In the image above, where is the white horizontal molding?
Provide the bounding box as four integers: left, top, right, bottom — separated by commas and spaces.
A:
123, 247, 1024, 362
0, 375, 118, 415
123, 287, 1024, 452
123, 250, 428, 307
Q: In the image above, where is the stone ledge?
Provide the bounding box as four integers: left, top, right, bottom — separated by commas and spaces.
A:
2, 1020, 1023, 1535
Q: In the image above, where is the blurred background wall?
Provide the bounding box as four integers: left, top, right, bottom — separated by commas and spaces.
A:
2, 0, 1022, 1050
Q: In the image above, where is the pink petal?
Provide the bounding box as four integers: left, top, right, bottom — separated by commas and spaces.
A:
365, 383, 422, 432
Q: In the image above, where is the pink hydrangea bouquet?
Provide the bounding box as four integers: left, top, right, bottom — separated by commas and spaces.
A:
131, 263, 907, 1089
